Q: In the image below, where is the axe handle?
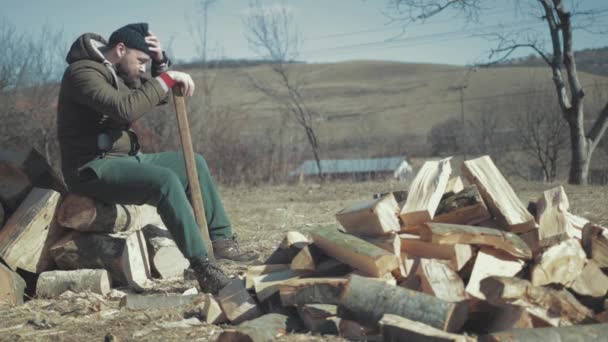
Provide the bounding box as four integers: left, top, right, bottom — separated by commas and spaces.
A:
172, 87, 215, 260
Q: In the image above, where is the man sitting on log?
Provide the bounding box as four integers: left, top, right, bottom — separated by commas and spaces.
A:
56, 23, 257, 294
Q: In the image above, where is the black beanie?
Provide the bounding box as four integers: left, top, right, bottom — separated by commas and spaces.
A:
108, 23, 151, 56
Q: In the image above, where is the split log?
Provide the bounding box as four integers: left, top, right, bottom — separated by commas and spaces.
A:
0, 262, 26, 306
535, 186, 571, 247
336, 193, 400, 236
253, 269, 300, 302
400, 234, 457, 260
50, 230, 152, 290
517, 230, 540, 258
433, 185, 492, 226
297, 304, 339, 335
217, 313, 298, 342
184, 293, 227, 324
290, 245, 324, 272
141, 225, 188, 279
119, 293, 202, 310
481, 303, 534, 333
57, 194, 164, 233
582, 223, 608, 267
264, 231, 309, 264
465, 248, 524, 300
364, 233, 406, 277
419, 222, 532, 260
480, 276, 594, 325
339, 319, 380, 341
279, 231, 310, 249
400, 158, 452, 227
36, 269, 111, 298
569, 260, 608, 297
480, 322, 608, 342
451, 244, 475, 272
531, 239, 586, 287
305, 258, 352, 278
245, 264, 289, 290
462, 156, 535, 233
310, 226, 400, 277
280, 277, 348, 307
446, 176, 464, 195
0, 188, 63, 273
339, 274, 468, 332
418, 258, 467, 302
565, 212, 589, 239
0, 147, 66, 213
380, 314, 471, 342
217, 279, 262, 324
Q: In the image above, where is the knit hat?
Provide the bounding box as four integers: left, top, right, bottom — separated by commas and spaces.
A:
108, 23, 151, 56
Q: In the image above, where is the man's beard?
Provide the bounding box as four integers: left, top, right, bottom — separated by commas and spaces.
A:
114, 62, 142, 89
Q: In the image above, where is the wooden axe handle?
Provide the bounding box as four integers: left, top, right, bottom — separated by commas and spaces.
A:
172, 87, 215, 260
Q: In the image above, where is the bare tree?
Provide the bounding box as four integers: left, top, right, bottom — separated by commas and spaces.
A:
243, 0, 324, 179
386, 0, 608, 184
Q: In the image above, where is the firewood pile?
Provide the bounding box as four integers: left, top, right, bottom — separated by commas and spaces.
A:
2, 147, 608, 341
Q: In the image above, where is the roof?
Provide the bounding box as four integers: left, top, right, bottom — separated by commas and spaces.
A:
290, 157, 407, 176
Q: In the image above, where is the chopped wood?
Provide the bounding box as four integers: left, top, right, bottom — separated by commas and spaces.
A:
400, 234, 456, 260
217, 313, 298, 342
480, 276, 594, 325
297, 304, 339, 335
119, 293, 203, 310
278, 231, 310, 249
445, 176, 464, 195
364, 233, 406, 277
57, 194, 164, 233
477, 303, 534, 333
336, 194, 400, 236
264, 232, 309, 264
0, 188, 63, 273
217, 278, 262, 324
339, 274, 468, 332
141, 225, 188, 279
582, 223, 608, 268
0, 262, 26, 306
36, 269, 111, 298
465, 248, 524, 300
245, 264, 289, 290
290, 245, 324, 272
462, 156, 535, 233
450, 244, 475, 272
569, 260, 608, 297
279, 277, 348, 307
517, 229, 540, 258
418, 258, 467, 302
253, 269, 300, 302
0, 147, 65, 213
310, 226, 400, 277
307, 258, 352, 278
481, 322, 608, 341
433, 185, 492, 226
185, 293, 228, 324
535, 186, 571, 247
419, 222, 532, 260
565, 212, 589, 239
531, 238, 586, 287
50, 230, 152, 290
374, 190, 408, 204
379, 314, 471, 342
339, 319, 380, 341
400, 158, 452, 227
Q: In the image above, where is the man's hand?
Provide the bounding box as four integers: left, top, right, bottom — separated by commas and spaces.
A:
145, 31, 164, 63
165, 71, 195, 97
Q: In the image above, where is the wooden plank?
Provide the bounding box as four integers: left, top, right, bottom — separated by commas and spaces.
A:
57, 194, 164, 233
418, 259, 467, 302
433, 185, 492, 226
531, 239, 586, 287
379, 314, 471, 342
336, 193, 400, 236
245, 264, 289, 290
217, 313, 298, 342
0, 188, 63, 273
462, 156, 535, 233
0, 262, 26, 306
465, 248, 524, 300
535, 186, 571, 247
482, 323, 608, 342
310, 226, 400, 277
582, 223, 608, 268
420, 222, 532, 260
400, 158, 452, 227
36, 269, 111, 298
217, 278, 262, 324
141, 225, 188, 279
569, 260, 608, 298
253, 269, 300, 302
339, 274, 468, 332
279, 277, 348, 307
480, 276, 593, 326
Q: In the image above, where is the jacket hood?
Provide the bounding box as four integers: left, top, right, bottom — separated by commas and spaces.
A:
66, 33, 108, 64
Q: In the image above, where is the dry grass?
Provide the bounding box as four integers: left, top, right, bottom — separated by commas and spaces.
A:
0, 178, 606, 341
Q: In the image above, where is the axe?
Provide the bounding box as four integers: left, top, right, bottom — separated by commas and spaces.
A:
172, 87, 215, 261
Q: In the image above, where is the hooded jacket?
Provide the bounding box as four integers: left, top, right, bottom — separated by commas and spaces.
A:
57, 33, 170, 186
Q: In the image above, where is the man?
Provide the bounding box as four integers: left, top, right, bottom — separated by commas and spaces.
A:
57, 23, 256, 294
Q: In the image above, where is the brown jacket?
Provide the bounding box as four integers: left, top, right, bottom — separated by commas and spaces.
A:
57, 33, 169, 186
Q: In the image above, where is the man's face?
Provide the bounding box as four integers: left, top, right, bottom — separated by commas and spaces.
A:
115, 47, 150, 85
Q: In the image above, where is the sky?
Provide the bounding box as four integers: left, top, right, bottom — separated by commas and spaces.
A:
2, 0, 607, 66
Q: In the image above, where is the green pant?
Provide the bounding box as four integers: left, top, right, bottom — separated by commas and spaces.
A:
66, 152, 232, 258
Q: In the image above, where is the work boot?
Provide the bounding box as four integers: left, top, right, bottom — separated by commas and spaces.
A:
189, 256, 230, 294
213, 233, 259, 262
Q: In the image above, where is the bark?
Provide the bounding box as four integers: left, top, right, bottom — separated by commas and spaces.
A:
36, 269, 111, 298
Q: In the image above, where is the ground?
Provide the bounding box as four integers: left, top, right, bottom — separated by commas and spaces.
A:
0, 179, 606, 341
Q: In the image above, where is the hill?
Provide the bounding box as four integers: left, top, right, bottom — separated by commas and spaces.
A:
499, 46, 608, 77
